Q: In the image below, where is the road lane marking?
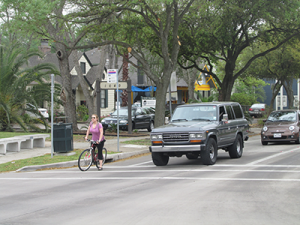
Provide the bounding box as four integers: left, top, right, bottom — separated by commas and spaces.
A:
1, 177, 300, 182
129, 161, 153, 166
247, 147, 300, 165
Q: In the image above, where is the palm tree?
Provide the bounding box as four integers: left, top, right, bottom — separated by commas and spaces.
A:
0, 43, 59, 132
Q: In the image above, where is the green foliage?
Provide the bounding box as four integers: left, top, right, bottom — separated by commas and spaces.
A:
76, 105, 89, 121
0, 43, 59, 132
107, 124, 118, 133
83, 115, 89, 122
230, 93, 257, 106
21, 113, 31, 124
188, 91, 215, 103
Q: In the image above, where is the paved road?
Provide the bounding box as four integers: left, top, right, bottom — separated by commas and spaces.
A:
1, 134, 299, 225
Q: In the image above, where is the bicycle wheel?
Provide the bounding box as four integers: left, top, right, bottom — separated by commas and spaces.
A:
78, 149, 92, 171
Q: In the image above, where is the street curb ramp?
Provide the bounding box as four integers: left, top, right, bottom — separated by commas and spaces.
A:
16, 149, 149, 172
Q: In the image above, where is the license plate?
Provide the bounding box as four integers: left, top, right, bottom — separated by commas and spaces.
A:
273, 133, 282, 138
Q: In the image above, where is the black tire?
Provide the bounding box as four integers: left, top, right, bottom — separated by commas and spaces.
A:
228, 134, 243, 158
200, 138, 217, 165
295, 133, 300, 144
186, 153, 199, 159
147, 121, 154, 132
261, 141, 268, 145
78, 149, 92, 171
152, 152, 169, 166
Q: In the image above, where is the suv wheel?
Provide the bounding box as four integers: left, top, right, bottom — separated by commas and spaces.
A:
228, 134, 243, 158
152, 152, 169, 166
200, 138, 217, 165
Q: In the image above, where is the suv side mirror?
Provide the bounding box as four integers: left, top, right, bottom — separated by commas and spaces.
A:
222, 114, 228, 123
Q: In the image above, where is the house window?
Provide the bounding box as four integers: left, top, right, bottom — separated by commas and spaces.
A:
80, 62, 86, 74
137, 61, 144, 84
100, 90, 108, 108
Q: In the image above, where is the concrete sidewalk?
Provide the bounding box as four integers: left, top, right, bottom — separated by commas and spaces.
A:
0, 128, 261, 172
0, 136, 150, 172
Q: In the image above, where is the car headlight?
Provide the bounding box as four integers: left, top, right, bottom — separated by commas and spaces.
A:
119, 120, 128, 124
263, 126, 268, 132
289, 126, 295, 131
151, 134, 163, 141
189, 133, 203, 139
102, 119, 107, 124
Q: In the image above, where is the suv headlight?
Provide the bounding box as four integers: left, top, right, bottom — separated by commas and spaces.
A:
189, 133, 203, 139
151, 134, 163, 141
263, 126, 268, 132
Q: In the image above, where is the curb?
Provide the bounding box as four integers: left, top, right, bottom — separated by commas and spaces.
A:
16, 149, 150, 172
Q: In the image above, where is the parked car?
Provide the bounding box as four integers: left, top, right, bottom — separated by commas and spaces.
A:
248, 103, 266, 118
25, 103, 49, 119
101, 106, 155, 132
261, 109, 300, 145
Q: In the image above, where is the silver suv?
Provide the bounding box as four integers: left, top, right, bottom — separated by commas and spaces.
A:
149, 102, 249, 166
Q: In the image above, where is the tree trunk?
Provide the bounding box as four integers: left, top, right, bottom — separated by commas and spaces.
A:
56, 45, 78, 131
282, 79, 294, 109
269, 81, 282, 115
121, 52, 129, 106
218, 74, 235, 101
154, 81, 169, 127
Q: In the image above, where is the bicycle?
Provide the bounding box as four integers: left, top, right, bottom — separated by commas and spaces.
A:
78, 139, 107, 171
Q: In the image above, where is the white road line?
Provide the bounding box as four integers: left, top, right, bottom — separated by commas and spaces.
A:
1, 177, 300, 182
213, 164, 300, 168
129, 161, 153, 167
14, 168, 300, 174
247, 147, 300, 165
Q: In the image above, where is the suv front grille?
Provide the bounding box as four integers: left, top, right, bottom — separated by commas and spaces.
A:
163, 133, 189, 143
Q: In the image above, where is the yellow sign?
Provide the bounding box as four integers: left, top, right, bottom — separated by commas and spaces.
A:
194, 65, 217, 91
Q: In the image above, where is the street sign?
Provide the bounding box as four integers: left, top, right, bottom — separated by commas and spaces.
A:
107, 69, 117, 83
100, 82, 128, 89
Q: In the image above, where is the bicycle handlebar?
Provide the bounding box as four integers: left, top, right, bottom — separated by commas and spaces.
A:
85, 138, 106, 144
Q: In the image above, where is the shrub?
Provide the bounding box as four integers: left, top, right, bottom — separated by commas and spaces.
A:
107, 123, 117, 133
76, 105, 88, 121
230, 93, 256, 106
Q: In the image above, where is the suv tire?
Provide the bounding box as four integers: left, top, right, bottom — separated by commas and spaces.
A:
228, 134, 243, 158
200, 138, 217, 165
152, 152, 169, 166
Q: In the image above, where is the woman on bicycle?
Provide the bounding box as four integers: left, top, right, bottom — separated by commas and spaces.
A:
85, 114, 105, 170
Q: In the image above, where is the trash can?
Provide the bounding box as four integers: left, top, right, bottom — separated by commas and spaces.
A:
53, 123, 73, 152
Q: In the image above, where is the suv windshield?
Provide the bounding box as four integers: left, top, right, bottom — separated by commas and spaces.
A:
171, 105, 217, 122
267, 111, 297, 122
